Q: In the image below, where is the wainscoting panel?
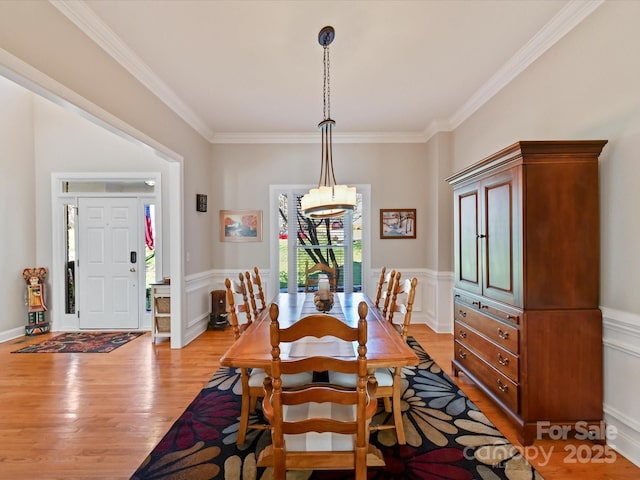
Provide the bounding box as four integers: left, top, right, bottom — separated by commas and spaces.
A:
602, 307, 640, 467
183, 269, 273, 346
187, 268, 455, 344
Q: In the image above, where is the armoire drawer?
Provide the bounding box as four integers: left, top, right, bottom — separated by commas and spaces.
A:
455, 302, 519, 354
479, 303, 521, 325
454, 341, 519, 414
453, 291, 481, 309
454, 320, 519, 382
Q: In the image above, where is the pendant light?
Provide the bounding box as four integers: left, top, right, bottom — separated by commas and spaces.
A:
300, 26, 356, 219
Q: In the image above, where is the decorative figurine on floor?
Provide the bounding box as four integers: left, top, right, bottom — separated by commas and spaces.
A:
23, 267, 50, 336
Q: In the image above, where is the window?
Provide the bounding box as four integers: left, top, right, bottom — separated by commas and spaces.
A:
276, 189, 363, 293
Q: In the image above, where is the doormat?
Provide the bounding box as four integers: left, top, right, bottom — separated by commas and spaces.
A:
11, 331, 146, 353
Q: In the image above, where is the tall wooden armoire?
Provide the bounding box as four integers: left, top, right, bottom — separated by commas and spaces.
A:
446, 140, 607, 444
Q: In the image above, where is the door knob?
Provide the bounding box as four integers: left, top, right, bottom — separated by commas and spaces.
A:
130, 267, 136, 272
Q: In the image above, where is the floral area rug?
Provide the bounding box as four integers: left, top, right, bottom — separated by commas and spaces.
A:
12, 331, 145, 353
131, 337, 543, 479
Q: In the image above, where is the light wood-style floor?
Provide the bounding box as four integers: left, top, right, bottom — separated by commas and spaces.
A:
0, 325, 638, 479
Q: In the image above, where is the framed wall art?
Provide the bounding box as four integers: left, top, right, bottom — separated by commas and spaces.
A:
380, 209, 416, 239
219, 210, 262, 242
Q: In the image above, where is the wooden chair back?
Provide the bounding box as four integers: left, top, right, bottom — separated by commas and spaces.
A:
373, 267, 387, 308
304, 261, 338, 293
388, 277, 418, 342
225, 273, 252, 339
245, 266, 266, 320
225, 273, 269, 444
259, 302, 382, 479
375, 268, 398, 312
381, 270, 399, 319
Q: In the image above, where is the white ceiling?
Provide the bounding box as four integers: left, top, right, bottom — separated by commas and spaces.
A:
52, 0, 603, 143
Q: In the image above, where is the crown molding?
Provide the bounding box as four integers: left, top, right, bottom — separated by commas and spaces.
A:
449, 0, 604, 130
211, 131, 429, 144
49, 0, 215, 141
423, 118, 453, 142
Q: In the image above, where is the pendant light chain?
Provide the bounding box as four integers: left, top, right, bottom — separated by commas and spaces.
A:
322, 40, 337, 186
323, 43, 330, 121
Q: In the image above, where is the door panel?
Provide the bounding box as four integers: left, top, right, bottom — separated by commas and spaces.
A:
482, 169, 520, 306
485, 181, 512, 292
79, 197, 139, 329
454, 183, 482, 295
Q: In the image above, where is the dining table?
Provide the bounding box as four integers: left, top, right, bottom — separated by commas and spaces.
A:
219, 291, 419, 375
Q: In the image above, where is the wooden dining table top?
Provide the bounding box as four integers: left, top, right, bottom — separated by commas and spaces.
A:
219, 292, 419, 370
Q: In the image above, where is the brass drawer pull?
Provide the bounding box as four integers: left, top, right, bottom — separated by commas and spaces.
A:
458, 309, 466, 318
472, 301, 480, 307
497, 379, 509, 392
458, 330, 467, 339
497, 328, 509, 340
458, 349, 467, 359
497, 353, 509, 366
507, 314, 516, 320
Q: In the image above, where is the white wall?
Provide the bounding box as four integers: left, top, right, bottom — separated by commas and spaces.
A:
450, 1, 640, 466
0, 76, 36, 340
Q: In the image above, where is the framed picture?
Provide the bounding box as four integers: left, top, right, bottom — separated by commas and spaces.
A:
380, 209, 416, 239
220, 210, 262, 242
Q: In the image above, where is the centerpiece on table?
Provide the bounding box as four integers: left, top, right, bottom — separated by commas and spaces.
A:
313, 274, 334, 312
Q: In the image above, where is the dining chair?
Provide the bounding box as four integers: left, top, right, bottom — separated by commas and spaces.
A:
226, 274, 314, 445
381, 270, 400, 320
225, 274, 263, 444
374, 267, 398, 315
225, 274, 253, 336
304, 260, 338, 293
370, 276, 418, 443
387, 276, 418, 342
245, 266, 266, 320
257, 302, 384, 479
373, 266, 386, 308
329, 276, 417, 445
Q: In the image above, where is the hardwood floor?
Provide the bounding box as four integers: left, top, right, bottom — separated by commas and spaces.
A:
0, 325, 637, 479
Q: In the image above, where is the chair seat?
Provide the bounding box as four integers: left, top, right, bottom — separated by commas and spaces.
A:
328, 368, 394, 388
283, 402, 357, 452
248, 369, 313, 388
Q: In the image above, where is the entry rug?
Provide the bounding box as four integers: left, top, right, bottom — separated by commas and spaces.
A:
12, 331, 145, 353
131, 338, 543, 479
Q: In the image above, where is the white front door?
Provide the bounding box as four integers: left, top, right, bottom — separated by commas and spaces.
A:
78, 197, 139, 329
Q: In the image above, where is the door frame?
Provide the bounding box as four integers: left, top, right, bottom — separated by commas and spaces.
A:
51, 172, 161, 332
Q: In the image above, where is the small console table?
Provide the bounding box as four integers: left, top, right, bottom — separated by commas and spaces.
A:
151, 283, 171, 343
